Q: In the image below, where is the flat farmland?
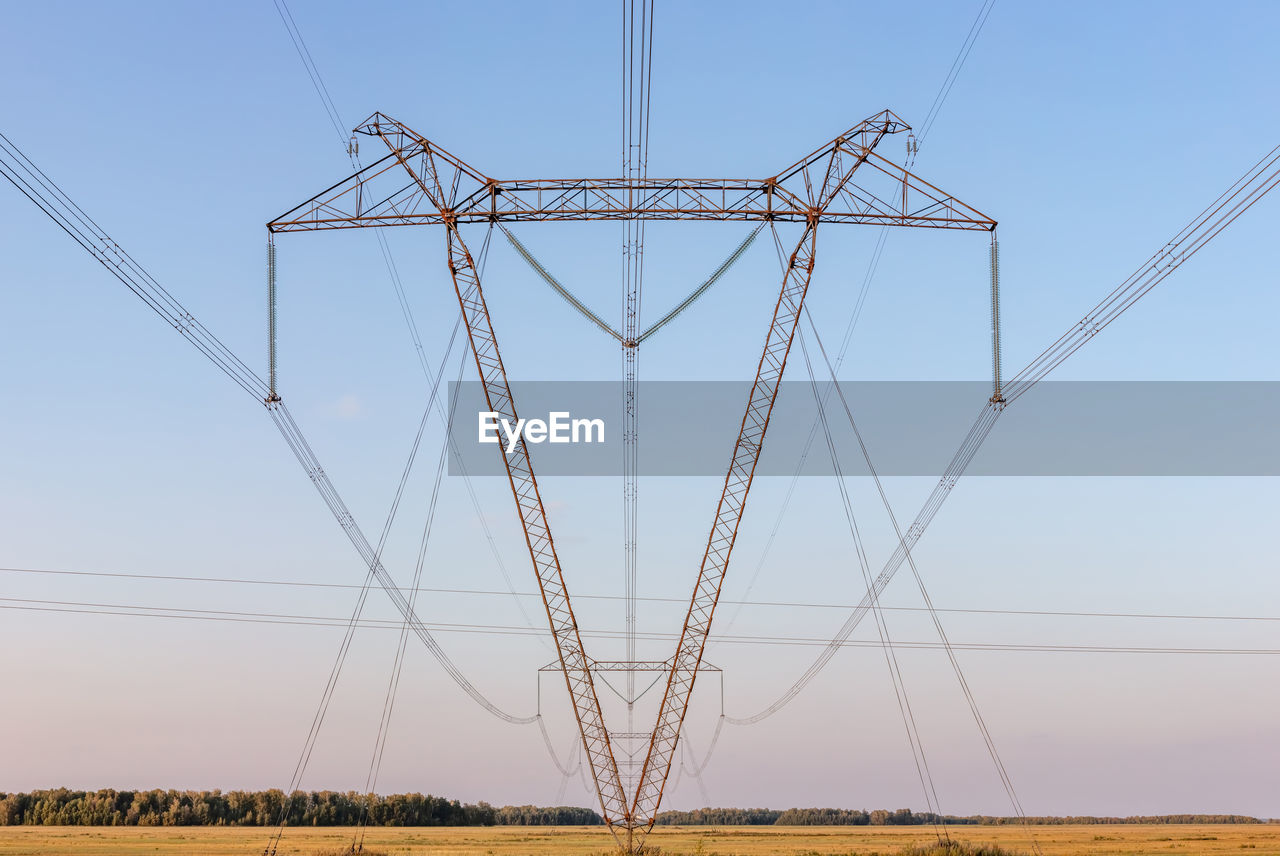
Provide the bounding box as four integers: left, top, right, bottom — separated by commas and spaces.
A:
0, 825, 1277, 856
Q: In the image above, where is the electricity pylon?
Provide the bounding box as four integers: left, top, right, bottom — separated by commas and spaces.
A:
268, 109, 996, 851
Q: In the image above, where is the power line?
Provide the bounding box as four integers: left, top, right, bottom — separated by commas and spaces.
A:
728, 0, 990, 632
0, 132, 270, 400
728, 137, 1280, 725
8, 7, 1272, 840
4, 596, 1277, 656
803, 311, 1035, 843
267, 1, 543, 647
353, 349, 469, 853
0, 122, 533, 728
271, 0, 346, 146
6, 565, 1278, 624
796, 322, 946, 831
918, 0, 998, 145
620, 1, 657, 796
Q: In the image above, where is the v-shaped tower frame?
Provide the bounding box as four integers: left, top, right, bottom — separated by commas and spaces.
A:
268, 109, 995, 849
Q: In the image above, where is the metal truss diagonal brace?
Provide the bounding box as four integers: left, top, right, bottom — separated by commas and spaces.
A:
439, 224, 628, 828
267, 111, 996, 234
630, 222, 820, 828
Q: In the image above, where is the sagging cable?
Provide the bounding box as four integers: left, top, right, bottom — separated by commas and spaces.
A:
726, 139, 1280, 726
500, 224, 624, 343
636, 222, 765, 344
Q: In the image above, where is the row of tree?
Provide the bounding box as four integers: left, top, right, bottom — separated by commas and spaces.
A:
950, 815, 1267, 826
0, 790, 602, 827
655, 808, 951, 826
0, 791, 1261, 827
653, 808, 1264, 826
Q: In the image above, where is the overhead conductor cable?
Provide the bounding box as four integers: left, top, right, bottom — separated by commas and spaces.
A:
727, 139, 1280, 725
0, 132, 536, 728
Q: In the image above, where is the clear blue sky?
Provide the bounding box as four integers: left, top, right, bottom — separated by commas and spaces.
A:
1, 0, 1277, 818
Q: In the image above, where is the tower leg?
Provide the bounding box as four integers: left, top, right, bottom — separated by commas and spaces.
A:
438, 222, 630, 843
627, 221, 821, 842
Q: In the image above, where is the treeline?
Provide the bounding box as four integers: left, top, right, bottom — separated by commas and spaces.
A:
0, 790, 601, 827
653, 807, 1263, 826
655, 808, 953, 826
956, 815, 1265, 826
0, 791, 1261, 827
491, 805, 602, 826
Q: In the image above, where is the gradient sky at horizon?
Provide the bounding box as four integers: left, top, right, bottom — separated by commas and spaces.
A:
1, 0, 1278, 818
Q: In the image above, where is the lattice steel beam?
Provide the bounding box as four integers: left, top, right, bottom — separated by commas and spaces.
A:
628, 221, 817, 829
268, 112, 994, 234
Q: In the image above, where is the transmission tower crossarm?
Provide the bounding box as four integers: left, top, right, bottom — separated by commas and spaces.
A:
628, 220, 820, 829
270, 175, 994, 231
267, 112, 995, 234
824, 149, 996, 231
354, 112, 491, 191
772, 109, 910, 188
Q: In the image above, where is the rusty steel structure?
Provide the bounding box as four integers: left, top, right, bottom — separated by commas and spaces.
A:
269, 113, 992, 231
268, 109, 995, 849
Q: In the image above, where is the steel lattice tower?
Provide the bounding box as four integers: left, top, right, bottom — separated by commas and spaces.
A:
267, 109, 995, 850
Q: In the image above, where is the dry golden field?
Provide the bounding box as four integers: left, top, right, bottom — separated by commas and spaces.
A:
0, 825, 1277, 856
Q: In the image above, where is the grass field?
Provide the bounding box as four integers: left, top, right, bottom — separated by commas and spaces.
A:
0, 825, 1277, 856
